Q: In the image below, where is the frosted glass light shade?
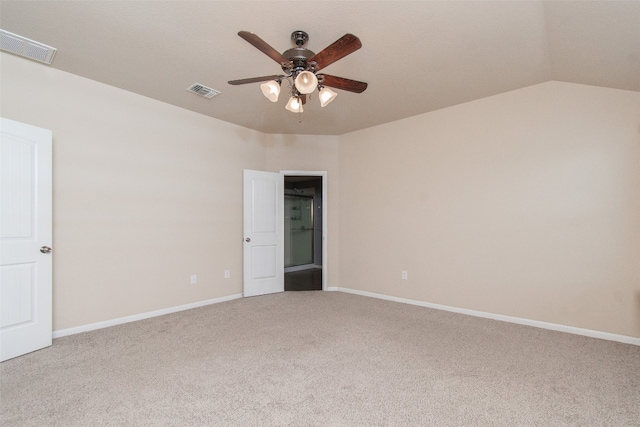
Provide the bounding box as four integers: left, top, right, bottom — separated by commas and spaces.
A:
260, 80, 280, 102
319, 87, 337, 107
294, 71, 318, 94
285, 96, 303, 113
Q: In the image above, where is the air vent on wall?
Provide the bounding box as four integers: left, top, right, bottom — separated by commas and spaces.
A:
0, 29, 57, 65
187, 83, 220, 99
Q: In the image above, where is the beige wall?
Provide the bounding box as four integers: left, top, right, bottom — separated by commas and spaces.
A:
339, 81, 640, 337
3, 51, 639, 339
0, 52, 338, 330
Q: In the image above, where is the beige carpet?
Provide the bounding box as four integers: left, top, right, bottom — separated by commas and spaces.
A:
1, 291, 639, 426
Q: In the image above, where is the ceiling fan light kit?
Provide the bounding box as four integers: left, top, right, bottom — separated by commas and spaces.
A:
260, 80, 281, 102
285, 96, 303, 113
228, 30, 367, 116
294, 71, 318, 95
318, 87, 337, 107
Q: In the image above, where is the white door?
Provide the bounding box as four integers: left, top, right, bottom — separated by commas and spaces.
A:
0, 118, 53, 362
243, 169, 284, 297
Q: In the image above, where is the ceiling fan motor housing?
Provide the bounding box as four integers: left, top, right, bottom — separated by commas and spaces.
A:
282, 31, 316, 74
282, 48, 315, 72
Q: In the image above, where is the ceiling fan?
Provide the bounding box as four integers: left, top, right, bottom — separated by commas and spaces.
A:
228, 30, 367, 113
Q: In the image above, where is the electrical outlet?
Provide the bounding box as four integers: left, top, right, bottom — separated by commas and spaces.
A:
190, 275, 197, 285
224, 270, 230, 279
402, 271, 408, 280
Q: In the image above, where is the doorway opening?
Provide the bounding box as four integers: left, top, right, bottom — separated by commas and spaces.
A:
283, 174, 324, 291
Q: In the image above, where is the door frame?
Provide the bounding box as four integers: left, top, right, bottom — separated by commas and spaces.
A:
280, 170, 327, 291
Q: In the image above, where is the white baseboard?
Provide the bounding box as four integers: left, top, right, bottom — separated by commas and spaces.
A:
53, 288, 639, 347
52, 294, 243, 339
335, 287, 640, 346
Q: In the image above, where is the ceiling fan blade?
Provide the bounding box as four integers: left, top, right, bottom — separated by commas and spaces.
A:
300, 94, 307, 105
228, 75, 283, 85
319, 74, 368, 93
238, 31, 289, 65
308, 34, 362, 71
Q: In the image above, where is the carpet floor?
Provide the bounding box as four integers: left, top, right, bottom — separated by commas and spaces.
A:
1, 291, 639, 426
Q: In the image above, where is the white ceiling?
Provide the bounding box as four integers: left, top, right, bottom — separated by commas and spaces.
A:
1, 1, 639, 135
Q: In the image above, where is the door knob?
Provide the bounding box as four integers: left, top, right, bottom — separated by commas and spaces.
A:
40, 246, 52, 254
245, 238, 251, 242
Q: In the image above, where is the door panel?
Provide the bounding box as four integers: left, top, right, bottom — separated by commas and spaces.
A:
251, 246, 277, 279
1, 264, 35, 328
243, 170, 283, 297
0, 117, 53, 362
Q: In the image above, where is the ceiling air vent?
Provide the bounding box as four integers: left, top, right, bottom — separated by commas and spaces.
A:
0, 29, 57, 65
187, 83, 220, 99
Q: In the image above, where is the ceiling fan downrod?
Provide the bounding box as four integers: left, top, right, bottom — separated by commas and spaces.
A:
291, 30, 309, 47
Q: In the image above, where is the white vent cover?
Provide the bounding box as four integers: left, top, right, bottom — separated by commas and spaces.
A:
0, 29, 57, 65
187, 83, 220, 99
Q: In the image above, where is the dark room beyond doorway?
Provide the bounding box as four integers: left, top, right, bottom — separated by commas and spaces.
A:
284, 176, 323, 291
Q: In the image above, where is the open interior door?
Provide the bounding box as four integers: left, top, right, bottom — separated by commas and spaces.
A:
243, 170, 284, 297
0, 118, 53, 361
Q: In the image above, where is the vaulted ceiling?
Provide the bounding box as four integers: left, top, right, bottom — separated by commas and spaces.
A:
2, 1, 639, 135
